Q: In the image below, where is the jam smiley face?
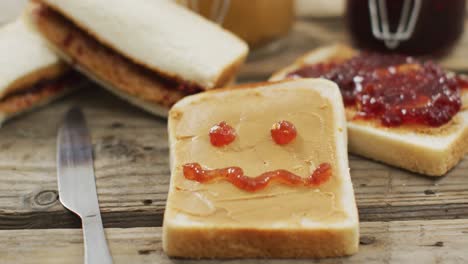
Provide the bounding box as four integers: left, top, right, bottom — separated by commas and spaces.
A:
184, 120, 331, 192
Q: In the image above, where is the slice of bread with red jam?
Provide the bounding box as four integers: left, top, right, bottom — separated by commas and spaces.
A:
270, 44, 468, 176
163, 79, 359, 258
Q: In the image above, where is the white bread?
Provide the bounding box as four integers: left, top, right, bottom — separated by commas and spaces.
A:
0, 16, 73, 125
0, 16, 66, 98
163, 79, 359, 258
38, 0, 248, 89
270, 44, 468, 176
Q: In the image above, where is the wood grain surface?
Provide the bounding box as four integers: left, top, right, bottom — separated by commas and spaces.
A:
1, 220, 467, 264
1, 17, 468, 263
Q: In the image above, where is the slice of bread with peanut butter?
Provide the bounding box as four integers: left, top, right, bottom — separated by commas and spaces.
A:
28, 0, 248, 117
0, 16, 77, 126
270, 44, 468, 176
163, 79, 359, 258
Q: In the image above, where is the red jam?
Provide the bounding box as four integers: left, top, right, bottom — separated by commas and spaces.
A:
182, 162, 332, 192
209, 122, 236, 147
271, 120, 297, 145
287, 53, 463, 127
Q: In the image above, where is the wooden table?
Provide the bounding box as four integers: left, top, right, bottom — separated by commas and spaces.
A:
2, 18, 468, 264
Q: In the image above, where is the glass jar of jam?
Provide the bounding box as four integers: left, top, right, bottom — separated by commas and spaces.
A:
346, 0, 466, 57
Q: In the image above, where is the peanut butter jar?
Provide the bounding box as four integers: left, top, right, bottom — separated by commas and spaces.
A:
177, 0, 294, 50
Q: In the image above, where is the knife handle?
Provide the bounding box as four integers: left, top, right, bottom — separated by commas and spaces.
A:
82, 214, 113, 264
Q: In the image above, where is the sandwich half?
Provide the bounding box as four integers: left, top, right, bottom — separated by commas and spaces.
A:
270, 44, 468, 176
163, 79, 359, 258
0, 16, 76, 126
28, 0, 249, 117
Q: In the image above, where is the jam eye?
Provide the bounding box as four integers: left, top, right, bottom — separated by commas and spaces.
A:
209, 121, 236, 147
271, 120, 297, 145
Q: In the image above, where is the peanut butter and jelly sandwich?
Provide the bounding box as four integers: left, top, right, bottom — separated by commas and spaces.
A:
0, 16, 77, 126
29, 0, 248, 117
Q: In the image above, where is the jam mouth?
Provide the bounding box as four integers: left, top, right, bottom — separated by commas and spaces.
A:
182, 162, 332, 192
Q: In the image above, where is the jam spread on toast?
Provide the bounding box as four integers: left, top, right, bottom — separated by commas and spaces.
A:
209, 121, 236, 147
183, 162, 332, 192
271, 120, 297, 145
287, 53, 463, 127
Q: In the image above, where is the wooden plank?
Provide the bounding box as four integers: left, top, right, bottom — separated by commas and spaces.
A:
1, 86, 468, 229
1, 219, 468, 264
0, 87, 169, 229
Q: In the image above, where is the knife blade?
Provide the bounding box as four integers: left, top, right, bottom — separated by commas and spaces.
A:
57, 107, 113, 264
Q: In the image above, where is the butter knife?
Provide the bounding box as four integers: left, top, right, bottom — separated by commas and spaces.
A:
57, 107, 113, 264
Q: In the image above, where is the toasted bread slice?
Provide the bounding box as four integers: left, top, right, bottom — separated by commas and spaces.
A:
270, 44, 468, 176
163, 79, 359, 258
0, 16, 75, 126
29, 0, 248, 116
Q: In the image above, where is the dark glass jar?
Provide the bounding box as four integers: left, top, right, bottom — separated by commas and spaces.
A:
346, 0, 466, 57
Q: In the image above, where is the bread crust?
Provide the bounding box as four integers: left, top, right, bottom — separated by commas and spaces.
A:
164, 224, 358, 258
348, 117, 468, 176
270, 44, 468, 176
